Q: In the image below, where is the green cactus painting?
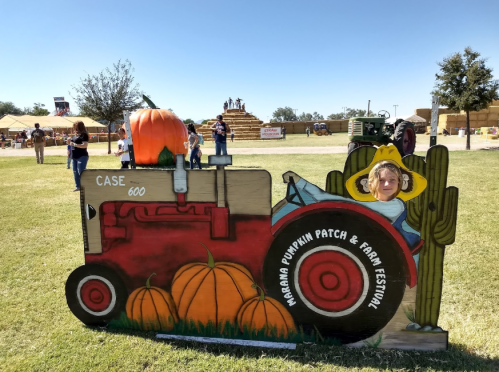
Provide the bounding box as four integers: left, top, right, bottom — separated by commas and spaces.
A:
413, 146, 458, 327
325, 146, 377, 197
326, 145, 458, 329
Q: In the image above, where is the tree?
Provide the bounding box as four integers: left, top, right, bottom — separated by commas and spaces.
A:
26, 103, 50, 116
201, 119, 209, 124
432, 47, 499, 150
298, 112, 313, 121
327, 112, 344, 120
297, 112, 324, 121
327, 108, 376, 120
272, 106, 297, 122
183, 119, 194, 125
71, 59, 145, 154
312, 112, 324, 121
0, 101, 23, 116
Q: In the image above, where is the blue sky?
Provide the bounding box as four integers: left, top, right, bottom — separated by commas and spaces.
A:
1, 0, 498, 122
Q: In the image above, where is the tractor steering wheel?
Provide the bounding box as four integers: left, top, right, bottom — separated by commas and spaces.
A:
378, 110, 391, 119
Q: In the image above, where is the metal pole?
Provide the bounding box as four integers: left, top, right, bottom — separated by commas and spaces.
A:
342, 106, 347, 118
122, 110, 136, 169
430, 96, 439, 147
393, 104, 398, 118
367, 100, 370, 117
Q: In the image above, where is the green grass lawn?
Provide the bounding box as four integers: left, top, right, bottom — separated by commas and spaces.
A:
1, 150, 498, 371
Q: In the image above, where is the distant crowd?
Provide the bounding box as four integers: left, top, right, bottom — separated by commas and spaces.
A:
223, 97, 245, 112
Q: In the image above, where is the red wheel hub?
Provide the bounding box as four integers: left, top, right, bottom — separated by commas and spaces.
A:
80, 279, 112, 312
298, 250, 364, 312
403, 129, 415, 153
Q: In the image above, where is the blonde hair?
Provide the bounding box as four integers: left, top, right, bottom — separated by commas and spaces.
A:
368, 161, 402, 201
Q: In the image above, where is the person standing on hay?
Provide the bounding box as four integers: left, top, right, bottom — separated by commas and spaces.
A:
31, 123, 45, 164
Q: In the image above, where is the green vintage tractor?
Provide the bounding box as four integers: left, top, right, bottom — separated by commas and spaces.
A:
347, 110, 416, 156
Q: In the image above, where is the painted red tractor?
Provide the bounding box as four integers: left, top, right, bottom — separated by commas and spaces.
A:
66, 155, 419, 344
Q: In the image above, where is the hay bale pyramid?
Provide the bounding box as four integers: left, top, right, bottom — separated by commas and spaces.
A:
196, 109, 267, 141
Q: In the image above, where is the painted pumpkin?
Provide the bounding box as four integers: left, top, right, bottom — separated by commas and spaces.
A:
171, 243, 257, 328
129, 97, 187, 165
237, 284, 296, 338
126, 273, 179, 331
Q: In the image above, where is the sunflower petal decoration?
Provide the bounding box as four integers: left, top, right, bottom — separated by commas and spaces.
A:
345, 145, 427, 202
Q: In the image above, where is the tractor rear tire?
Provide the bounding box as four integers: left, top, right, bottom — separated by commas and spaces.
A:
347, 142, 359, 155
263, 209, 407, 344
393, 121, 416, 156
317, 132, 323, 136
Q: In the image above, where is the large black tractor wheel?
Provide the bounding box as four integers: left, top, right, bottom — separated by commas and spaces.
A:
263, 209, 407, 344
393, 121, 416, 156
66, 264, 128, 326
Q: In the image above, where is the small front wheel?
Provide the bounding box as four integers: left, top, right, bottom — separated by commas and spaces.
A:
66, 264, 128, 326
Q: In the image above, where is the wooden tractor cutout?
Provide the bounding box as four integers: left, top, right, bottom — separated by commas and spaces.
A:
65, 145, 457, 351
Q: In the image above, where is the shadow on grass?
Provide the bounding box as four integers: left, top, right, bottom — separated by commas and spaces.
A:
138, 162, 262, 170
96, 326, 498, 371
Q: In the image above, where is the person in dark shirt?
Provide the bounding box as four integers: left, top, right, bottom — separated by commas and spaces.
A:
31, 123, 46, 163
67, 121, 89, 192
210, 115, 230, 155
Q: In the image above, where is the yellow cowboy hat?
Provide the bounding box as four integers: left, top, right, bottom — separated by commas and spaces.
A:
345, 145, 427, 202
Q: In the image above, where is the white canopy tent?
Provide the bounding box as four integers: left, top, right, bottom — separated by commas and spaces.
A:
0, 115, 107, 132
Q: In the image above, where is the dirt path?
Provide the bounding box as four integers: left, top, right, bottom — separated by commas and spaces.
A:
0, 142, 494, 157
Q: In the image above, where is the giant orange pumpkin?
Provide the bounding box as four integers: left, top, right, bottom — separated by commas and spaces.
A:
126, 273, 179, 331
237, 284, 296, 338
130, 100, 188, 165
171, 243, 257, 328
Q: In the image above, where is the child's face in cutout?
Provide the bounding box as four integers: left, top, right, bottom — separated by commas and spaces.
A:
376, 169, 399, 201
118, 131, 125, 140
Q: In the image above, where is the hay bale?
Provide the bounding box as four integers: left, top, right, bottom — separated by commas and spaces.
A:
489, 106, 499, 114
440, 114, 451, 123
488, 113, 499, 121
340, 121, 349, 132
328, 123, 342, 132
492, 100, 499, 106
415, 108, 431, 123
487, 120, 498, 127
478, 113, 488, 120
293, 122, 306, 134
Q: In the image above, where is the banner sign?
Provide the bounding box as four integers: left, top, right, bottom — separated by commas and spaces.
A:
260, 127, 281, 139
